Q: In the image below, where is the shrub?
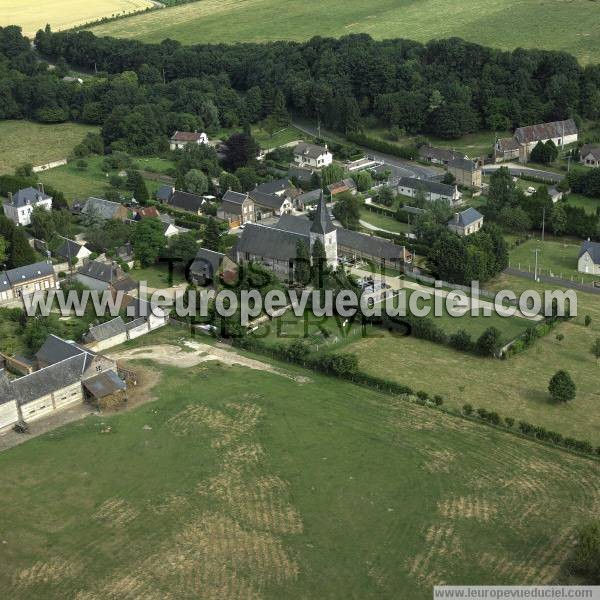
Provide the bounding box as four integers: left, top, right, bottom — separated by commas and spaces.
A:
475, 327, 502, 357
556, 333, 564, 342
449, 329, 474, 352
433, 395, 444, 406
585, 315, 592, 327
416, 391, 429, 402
569, 522, 600, 583
462, 403, 473, 416
548, 370, 577, 403
504, 417, 515, 428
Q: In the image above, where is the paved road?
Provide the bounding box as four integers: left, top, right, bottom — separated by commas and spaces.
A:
504, 268, 600, 296
292, 119, 442, 180
482, 163, 564, 183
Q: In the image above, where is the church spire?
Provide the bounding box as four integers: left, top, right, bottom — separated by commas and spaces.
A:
311, 191, 336, 235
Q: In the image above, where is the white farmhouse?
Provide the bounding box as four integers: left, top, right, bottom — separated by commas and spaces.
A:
170, 131, 209, 151
447, 208, 484, 236
2, 185, 52, 226
580, 145, 600, 168
396, 177, 462, 206
293, 142, 333, 169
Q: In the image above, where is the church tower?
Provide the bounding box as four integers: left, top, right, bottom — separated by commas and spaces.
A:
310, 192, 338, 267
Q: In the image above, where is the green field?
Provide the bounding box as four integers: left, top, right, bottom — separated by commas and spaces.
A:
0, 330, 598, 598
339, 274, 600, 444
0, 0, 153, 37
0, 121, 98, 176
89, 0, 600, 64
566, 192, 600, 216
360, 207, 412, 235
509, 237, 597, 284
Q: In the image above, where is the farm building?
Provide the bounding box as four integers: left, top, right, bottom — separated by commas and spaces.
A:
81, 197, 129, 222
55, 238, 92, 266
76, 260, 137, 294
495, 119, 578, 163
2, 185, 53, 227
418, 146, 466, 165
189, 248, 234, 286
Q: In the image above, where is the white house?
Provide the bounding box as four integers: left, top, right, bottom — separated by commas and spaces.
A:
293, 142, 333, 169
55, 238, 92, 266
447, 208, 484, 236
578, 240, 600, 275
170, 131, 209, 151
396, 177, 462, 205
3, 185, 52, 226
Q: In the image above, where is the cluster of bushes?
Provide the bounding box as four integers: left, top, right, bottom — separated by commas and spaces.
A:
567, 167, 600, 199
462, 404, 598, 457
506, 319, 566, 356
346, 132, 418, 160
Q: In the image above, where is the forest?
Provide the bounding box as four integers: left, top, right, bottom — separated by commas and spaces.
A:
0, 25, 598, 156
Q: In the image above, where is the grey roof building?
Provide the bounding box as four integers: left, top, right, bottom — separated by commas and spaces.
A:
85, 317, 127, 343
311, 192, 336, 235
36, 334, 96, 370
449, 207, 484, 228
82, 197, 127, 221
9, 186, 52, 207
2, 261, 55, 286
579, 240, 600, 265
168, 190, 205, 213
254, 178, 294, 196
514, 119, 578, 145
82, 370, 126, 399
157, 185, 174, 203
418, 146, 465, 164
295, 189, 322, 206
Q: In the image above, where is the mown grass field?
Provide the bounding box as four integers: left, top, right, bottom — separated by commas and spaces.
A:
0, 121, 98, 176
0, 0, 153, 36
343, 274, 600, 444
0, 330, 598, 598
90, 0, 600, 64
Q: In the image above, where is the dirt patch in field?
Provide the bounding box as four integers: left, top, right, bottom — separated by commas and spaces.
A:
109, 342, 311, 383
438, 496, 498, 522
421, 448, 458, 474
14, 558, 82, 587
93, 498, 139, 528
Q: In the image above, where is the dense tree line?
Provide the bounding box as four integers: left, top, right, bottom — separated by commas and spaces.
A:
0, 25, 599, 155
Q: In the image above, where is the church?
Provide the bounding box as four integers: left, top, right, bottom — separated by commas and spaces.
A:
234, 193, 410, 282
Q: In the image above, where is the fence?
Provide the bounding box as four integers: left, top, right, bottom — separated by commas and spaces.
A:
505, 266, 600, 295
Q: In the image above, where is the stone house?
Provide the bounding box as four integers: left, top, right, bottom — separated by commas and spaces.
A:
293, 143, 333, 169
81, 197, 129, 222
396, 177, 462, 205
217, 190, 255, 228
0, 261, 58, 305
448, 158, 482, 189
170, 131, 209, 151
580, 145, 600, 168
447, 208, 484, 236
578, 240, 600, 275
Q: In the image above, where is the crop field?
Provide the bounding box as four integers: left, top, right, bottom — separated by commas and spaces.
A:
0, 0, 154, 37
343, 274, 600, 444
0, 331, 598, 598
0, 121, 98, 176
90, 0, 600, 64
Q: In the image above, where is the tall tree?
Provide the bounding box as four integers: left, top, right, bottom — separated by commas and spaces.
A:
548, 370, 576, 402
132, 218, 165, 266
203, 217, 221, 252
294, 240, 311, 286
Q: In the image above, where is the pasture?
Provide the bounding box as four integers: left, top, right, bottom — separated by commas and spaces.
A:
344, 275, 600, 444
0, 121, 98, 176
0, 0, 154, 36
0, 330, 598, 598
90, 0, 600, 64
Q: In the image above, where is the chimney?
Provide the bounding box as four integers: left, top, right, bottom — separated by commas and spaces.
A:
455, 213, 460, 224
7, 191, 13, 203
38, 182, 44, 194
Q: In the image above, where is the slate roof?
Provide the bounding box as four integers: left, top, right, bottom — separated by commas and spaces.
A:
222, 190, 248, 205
168, 191, 204, 213
296, 189, 323, 206
288, 166, 314, 184
82, 370, 126, 399
13, 354, 87, 406
35, 334, 95, 370
82, 197, 124, 220
448, 158, 479, 172
336, 228, 404, 261
86, 317, 127, 342
294, 142, 330, 160
449, 207, 484, 228
397, 177, 456, 197
0, 370, 16, 405
418, 146, 465, 163
190, 248, 226, 278
0, 262, 55, 292
126, 317, 147, 331
254, 178, 293, 196
249, 190, 286, 211
581, 145, 600, 160
514, 119, 577, 144
496, 137, 521, 152
157, 185, 174, 202
56, 238, 88, 260
237, 224, 308, 262
8, 187, 52, 208
311, 193, 336, 235
77, 260, 124, 284
579, 240, 600, 265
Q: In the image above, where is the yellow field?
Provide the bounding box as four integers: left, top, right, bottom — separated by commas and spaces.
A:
0, 0, 154, 36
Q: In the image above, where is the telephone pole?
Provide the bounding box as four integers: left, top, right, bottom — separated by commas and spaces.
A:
533, 248, 541, 282
541, 207, 546, 241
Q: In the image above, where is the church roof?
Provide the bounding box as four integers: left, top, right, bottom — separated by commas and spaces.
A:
311, 193, 336, 235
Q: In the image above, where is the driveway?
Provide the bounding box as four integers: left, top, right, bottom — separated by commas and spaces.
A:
482, 163, 564, 183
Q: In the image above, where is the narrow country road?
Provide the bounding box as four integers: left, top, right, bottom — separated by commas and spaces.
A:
482, 163, 564, 183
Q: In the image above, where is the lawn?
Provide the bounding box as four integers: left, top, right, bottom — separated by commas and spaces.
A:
360, 207, 411, 235
39, 154, 175, 203
508, 237, 597, 284
90, 0, 600, 64
344, 273, 600, 444
566, 192, 600, 216
0, 0, 153, 36
0, 121, 98, 176
129, 262, 187, 288
1, 330, 599, 598
214, 124, 305, 151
